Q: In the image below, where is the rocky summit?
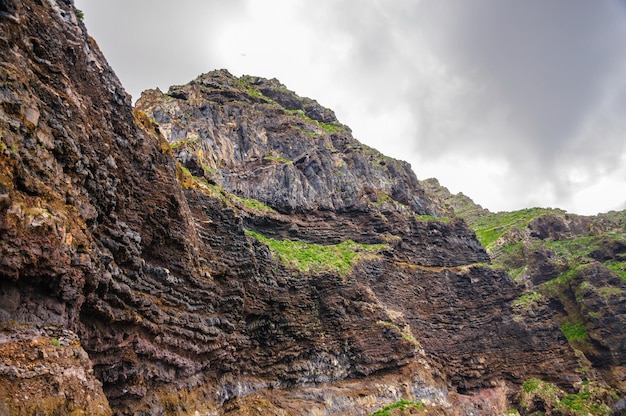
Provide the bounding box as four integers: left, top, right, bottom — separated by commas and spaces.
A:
0, 1, 623, 415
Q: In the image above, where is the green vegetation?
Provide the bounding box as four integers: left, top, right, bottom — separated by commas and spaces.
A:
50, 338, 61, 346
560, 322, 587, 342
547, 235, 602, 263
245, 86, 266, 100
520, 378, 562, 414
263, 153, 291, 164
179, 170, 276, 215
603, 260, 626, 282
180, 165, 192, 176
75, 9, 84, 20
286, 109, 306, 118
230, 194, 276, 214
247, 230, 386, 277
370, 192, 393, 206
454, 201, 623, 414
319, 121, 341, 133
285, 109, 343, 135
512, 292, 543, 310
236, 79, 269, 102
469, 208, 560, 248
520, 378, 611, 415
537, 266, 578, 298
414, 214, 452, 223
370, 399, 425, 416
169, 137, 199, 150
508, 265, 526, 280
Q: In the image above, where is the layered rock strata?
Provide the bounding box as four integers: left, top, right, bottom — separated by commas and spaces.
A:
0, 1, 585, 414
423, 179, 626, 403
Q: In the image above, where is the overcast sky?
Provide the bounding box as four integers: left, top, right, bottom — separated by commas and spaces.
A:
74, 0, 626, 215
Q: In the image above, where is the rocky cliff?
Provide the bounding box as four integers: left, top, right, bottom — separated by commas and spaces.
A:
0, 1, 612, 415
423, 179, 626, 414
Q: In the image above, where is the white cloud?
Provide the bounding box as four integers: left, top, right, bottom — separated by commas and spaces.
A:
75, 0, 626, 215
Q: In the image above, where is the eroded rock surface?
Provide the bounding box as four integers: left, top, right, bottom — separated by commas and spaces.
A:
0, 1, 588, 415
423, 180, 626, 404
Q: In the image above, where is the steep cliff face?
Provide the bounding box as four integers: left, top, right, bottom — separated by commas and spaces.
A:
0, 0, 201, 412
137, 72, 444, 218
135, 73, 584, 409
423, 180, 626, 405
0, 1, 590, 415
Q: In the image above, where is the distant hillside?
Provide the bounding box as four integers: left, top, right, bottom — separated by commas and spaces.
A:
423, 179, 626, 407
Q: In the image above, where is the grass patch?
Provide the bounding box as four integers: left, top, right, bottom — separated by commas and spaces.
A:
470, 208, 559, 248
285, 109, 343, 135
606, 260, 626, 281
170, 137, 199, 150
370, 192, 393, 206
508, 265, 527, 280
247, 231, 386, 277
263, 153, 291, 164
512, 292, 543, 310
414, 214, 452, 223
230, 194, 276, 213
561, 322, 587, 342
245, 86, 267, 101
547, 236, 600, 263
371, 399, 425, 416
236, 79, 269, 102
286, 109, 306, 118
176, 164, 195, 189
521, 379, 612, 415
319, 121, 341, 133
520, 378, 562, 413
537, 266, 579, 298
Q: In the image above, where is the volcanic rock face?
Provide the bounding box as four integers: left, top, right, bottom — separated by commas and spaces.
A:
423, 180, 626, 403
137, 72, 444, 217
0, 1, 587, 415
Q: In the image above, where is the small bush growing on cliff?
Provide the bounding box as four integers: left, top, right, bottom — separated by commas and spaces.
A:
520, 378, 612, 415
370, 399, 425, 415
560, 322, 587, 342
512, 292, 544, 311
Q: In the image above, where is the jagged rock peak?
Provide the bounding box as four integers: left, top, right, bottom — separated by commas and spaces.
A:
137, 70, 445, 216
193, 69, 339, 125
420, 177, 490, 220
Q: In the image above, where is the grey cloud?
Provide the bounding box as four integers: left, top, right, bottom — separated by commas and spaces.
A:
75, 0, 626, 213
76, 0, 247, 99
420, 1, 626, 157
301, 0, 626, 211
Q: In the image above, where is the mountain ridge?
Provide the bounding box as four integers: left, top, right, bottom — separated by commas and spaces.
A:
0, 1, 623, 415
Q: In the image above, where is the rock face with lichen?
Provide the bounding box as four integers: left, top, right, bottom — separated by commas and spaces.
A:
1, 1, 618, 415
422, 179, 626, 409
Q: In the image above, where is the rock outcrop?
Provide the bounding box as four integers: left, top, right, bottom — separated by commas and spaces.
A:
0, 1, 602, 415
424, 181, 626, 406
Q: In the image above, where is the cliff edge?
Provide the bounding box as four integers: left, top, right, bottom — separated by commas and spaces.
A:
0, 1, 602, 415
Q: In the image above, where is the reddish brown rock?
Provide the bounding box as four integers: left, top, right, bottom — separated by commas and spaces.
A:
0, 1, 585, 415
